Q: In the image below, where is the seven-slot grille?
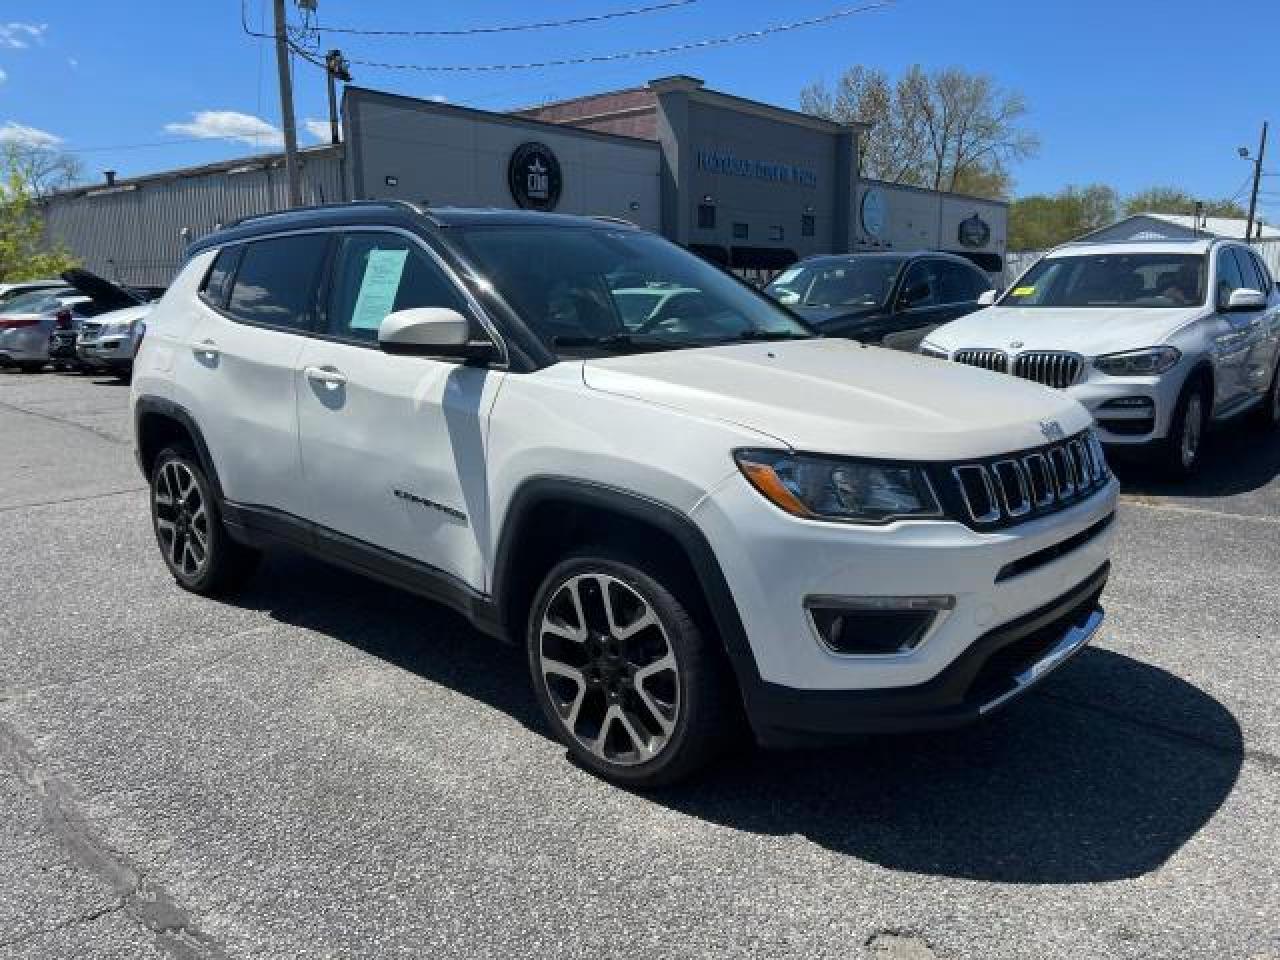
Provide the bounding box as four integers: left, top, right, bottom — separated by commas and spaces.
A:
952, 349, 1008, 373
943, 431, 1109, 528
1012, 351, 1082, 388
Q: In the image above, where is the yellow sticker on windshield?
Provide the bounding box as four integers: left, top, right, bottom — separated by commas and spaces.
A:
1012, 285, 1036, 296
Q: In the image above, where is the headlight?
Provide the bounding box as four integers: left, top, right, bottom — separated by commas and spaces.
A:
734, 449, 941, 523
1093, 347, 1180, 376
917, 341, 949, 360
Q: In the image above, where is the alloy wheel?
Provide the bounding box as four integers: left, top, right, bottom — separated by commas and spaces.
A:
1181, 393, 1203, 469
153, 460, 210, 579
537, 573, 679, 766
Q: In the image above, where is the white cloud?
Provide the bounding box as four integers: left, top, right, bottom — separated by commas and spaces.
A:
0, 121, 63, 149
303, 117, 338, 142
67, 57, 77, 69
164, 110, 283, 147
0, 22, 46, 49
0, 67, 7, 84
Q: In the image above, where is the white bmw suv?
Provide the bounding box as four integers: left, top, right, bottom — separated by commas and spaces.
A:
131, 203, 1117, 786
921, 239, 1280, 476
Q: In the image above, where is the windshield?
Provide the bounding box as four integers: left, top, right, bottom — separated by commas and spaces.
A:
765, 259, 903, 309
451, 226, 812, 354
0, 291, 68, 315
1003, 253, 1207, 308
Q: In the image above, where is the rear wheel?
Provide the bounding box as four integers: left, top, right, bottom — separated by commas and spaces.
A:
527, 548, 735, 788
18, 362, 44, 374
150, 445, 259, 595
1161, 379, 1208, 478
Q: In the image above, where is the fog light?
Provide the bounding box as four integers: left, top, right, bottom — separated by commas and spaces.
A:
805, 595, 954, 656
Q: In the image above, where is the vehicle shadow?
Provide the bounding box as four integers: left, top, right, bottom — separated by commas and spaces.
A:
1111, 427, 1280, 498
232, 550, 1242, 885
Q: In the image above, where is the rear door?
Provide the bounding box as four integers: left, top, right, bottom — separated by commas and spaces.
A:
294, 229, 506, 591
179, 233, 329, 519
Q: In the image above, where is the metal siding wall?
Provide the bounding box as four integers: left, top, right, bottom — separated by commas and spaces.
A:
39, 150, 344, 286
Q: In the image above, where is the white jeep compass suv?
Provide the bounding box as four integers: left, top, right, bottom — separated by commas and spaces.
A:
921, 239, 1280, 476
131, 203, 1117, 787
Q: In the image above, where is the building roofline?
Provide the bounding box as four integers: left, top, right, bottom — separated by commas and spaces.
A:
647, 75, 868, 133
860, 177, 1009, 207
508, 85, 652, 116
343, 85, 662, 149
39, 144, 343, 201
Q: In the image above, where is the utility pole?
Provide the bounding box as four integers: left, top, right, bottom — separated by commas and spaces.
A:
324, 49, 352, 146
273, 0, 303, 208
1244, 121, 1268, 243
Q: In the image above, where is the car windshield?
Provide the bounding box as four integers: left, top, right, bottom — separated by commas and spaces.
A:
0, 291, 67, 315
765, 258, 903, 309
1002, 253, 1208, 308
450, 225, 812, 355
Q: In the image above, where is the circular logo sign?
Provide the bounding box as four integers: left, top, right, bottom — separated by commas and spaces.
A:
958, 213, 991, 248
860, 187, 887, 238
508, 142, 562, 211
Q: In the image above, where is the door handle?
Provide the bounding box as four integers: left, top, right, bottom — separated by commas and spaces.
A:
304, 365, 347, 388
195, 339, 219, 359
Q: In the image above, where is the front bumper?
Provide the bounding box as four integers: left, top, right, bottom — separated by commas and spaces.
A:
1068, 372, 1185, 445
746, 563, 1107, 745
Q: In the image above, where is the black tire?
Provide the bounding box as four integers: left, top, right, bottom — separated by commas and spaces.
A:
1160, 377, 1209, 478
18, 362, 44, 374
149, 445, 259, 595
1252, 359, 1280, 431
526, 547, 736, 788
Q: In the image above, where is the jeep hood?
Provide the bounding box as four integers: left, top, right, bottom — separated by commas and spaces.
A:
581, 339, 1091, 461
927, 305, 1201, 356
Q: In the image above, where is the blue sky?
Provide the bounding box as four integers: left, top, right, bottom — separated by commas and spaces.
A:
1, 0, 1275, 220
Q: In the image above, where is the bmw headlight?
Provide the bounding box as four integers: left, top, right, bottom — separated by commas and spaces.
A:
1093, 347, 1180, 376
734, 450, 941, 523
918, 340, 949, 360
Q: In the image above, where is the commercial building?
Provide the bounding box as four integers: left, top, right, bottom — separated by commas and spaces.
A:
39, 76, 1007, 284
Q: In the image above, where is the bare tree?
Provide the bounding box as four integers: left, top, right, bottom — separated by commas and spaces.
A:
801, 64, 1038, 200
3, 142, 83, 196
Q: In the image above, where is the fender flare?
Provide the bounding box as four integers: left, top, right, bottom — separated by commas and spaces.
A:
492, 476, 765, 698
133, 395, 225, 501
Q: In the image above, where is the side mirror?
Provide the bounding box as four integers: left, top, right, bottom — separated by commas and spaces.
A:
1224, 288, 1266, 312
378, 307, 498, 361
976, 289, 997, 306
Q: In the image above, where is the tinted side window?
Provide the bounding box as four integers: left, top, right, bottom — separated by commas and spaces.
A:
325, 233, 467, 343
1232, 248, 1264, 292
900, 261, 940, 308
935, 261, 988, 304
226, 234, 330, 330
200, 245, 241, 308
1215, 248, 1245, 306
1252, 252, 1276, 292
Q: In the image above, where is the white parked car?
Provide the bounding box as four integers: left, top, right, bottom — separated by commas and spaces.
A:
920, 239, 1280, 476
131, 203, 1117, 786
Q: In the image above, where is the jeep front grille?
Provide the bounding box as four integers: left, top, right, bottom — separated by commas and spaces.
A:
1012, 352, 1082, 389
934, 431, 1109, 529
80, 323, 102, 339
953, 349, 1009, 374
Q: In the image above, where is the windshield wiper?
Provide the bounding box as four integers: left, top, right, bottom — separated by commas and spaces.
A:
732, 330, 812, 341
551, 333, 687, 353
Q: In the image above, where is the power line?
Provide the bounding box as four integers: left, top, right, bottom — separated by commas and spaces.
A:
308, 0, 698, 36
341, 3, 895, 73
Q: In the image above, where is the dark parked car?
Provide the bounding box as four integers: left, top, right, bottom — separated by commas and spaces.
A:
764, 252, 994, 351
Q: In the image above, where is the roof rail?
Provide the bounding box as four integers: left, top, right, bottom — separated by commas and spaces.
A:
226, 199, 422, 229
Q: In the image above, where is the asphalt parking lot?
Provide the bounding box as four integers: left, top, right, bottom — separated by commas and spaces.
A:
2, 370, 1277, 960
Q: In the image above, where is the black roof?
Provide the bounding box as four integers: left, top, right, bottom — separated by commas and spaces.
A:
185, 201, 641, 258
795, 250, 980, 266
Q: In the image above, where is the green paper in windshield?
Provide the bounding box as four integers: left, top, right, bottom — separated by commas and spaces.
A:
350, 248, 409, 330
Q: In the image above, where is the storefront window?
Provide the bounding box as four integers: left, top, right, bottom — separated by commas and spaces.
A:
733, 223, 749, 240
697, 203, 716, 229
801, 214, 815, 237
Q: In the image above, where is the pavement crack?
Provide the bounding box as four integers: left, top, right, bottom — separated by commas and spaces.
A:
1119, 496, 1280, 525
0, 397, 127, 446
0, 486, 147, 514
0, 718, 231, 959
0, 902, 128, 950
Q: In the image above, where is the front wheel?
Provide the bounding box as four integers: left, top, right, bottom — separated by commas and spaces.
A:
527, 549, 735, 788
150, 445, 259, 595
1161, 379, 1208, 478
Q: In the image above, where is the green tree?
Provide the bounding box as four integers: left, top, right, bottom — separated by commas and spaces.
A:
1008, 184, 1118, 250
801, 64, 1038, 200
0, 144, 77, 282
1123, 186, 1247, 219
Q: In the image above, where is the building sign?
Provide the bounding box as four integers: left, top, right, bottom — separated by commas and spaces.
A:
958, 213, 991, 248
696, 149, 817, 188
508, 142, 562, 211
860, 188, 887, 238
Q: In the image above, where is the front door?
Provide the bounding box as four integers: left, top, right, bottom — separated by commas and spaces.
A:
294, 230, 505, 592
1209, 246, 1262, 413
